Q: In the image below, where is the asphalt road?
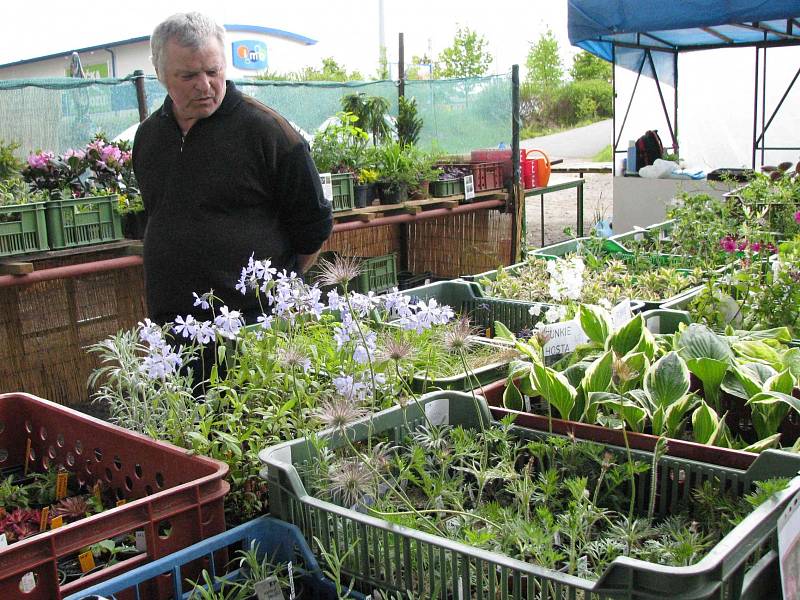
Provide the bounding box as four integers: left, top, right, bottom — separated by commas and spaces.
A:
521, 118, 612, 159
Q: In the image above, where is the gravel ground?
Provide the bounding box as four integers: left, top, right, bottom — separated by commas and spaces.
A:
524, 159, 613, 249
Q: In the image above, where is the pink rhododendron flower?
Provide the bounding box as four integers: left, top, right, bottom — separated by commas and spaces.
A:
63, 148, 85, 160
26, 151, 53, 169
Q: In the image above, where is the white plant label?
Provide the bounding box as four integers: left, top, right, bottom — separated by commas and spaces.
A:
135, 530, 147, 552
542, 319, 589, 357
20, 572, 35, 593
365, 596, 373, 600
319, 173, 333, 202
288, 561, 295, 600
610, 299, 633, 330
0, 533, 7, 548
463, 175, 475, 200
458, 576, 464, 600
524, 394, 531, 412
778, 491, 800, 600
255, 576, 285, 600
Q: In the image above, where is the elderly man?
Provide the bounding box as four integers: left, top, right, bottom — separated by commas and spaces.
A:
134, 12, 332, 327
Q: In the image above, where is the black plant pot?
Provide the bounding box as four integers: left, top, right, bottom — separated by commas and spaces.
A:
354, 183, 370, 209
378, 182, 407, 205
122, 211, 147, 239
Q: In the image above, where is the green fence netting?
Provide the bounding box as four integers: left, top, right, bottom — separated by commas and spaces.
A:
0, 74, 512, 156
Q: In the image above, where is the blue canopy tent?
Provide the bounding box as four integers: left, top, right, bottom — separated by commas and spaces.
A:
568, 0, 800, 171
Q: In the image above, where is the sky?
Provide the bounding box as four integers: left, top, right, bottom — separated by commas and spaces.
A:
0, 0, 579, 77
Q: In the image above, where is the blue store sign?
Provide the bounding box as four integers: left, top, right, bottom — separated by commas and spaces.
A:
231, 40, 268, 70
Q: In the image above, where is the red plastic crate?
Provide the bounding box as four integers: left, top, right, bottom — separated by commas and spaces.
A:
470, 161, 505, 191
0, 392, 229, 600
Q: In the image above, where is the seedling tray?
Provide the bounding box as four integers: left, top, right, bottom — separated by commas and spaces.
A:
65, 516, 364, 600
261, 391, 800, 600
0, 392, 229, 600
0, 202, 49, 257
331, 173, 355, 212
45, 195, 123, 249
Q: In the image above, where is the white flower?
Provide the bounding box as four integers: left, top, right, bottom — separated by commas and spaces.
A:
544, 305, 568, 323
192, 292, 211, 310
257, 313, 273, 330
528, 304, 542, 317
235, 267, 248, 295
213, 306, 243, 340
140, 342, 182, 379
138, 319, 164, 346
173, 315, 198, 339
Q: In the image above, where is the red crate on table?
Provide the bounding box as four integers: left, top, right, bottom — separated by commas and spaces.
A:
0, 392, 229, 600
470, 161, 505, 191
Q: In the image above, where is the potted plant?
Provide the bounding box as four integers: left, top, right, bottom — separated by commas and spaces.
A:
405, 146, 442, 200
372, 142, 416, 204
354, 168, 378, 208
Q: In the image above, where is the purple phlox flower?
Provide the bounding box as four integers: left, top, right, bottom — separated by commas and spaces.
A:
348, 291, 380, 318
767, 242, 778, 254
235, 267, 249, 295
257, 313, 274, 330
193, 321, 215, 345
213, 306, 243, 340
333, 374, 368, 402
140, 343, 183, 379
720, 236, 737, 253
192, 292, 212, 310
173, 314, 198, 339
138, 318, 165, 346
327, 289, 342, 311
382, 288, 413, 318
750, 241, 762, 253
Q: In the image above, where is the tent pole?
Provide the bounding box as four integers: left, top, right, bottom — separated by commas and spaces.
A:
673, 52, 679, 156
755, 64, 800, 146
647, 50, 677, 152
614, 50, 647, 154
761, 44, 767, 166
612, 44, 617, 175
752, 46, 759, 169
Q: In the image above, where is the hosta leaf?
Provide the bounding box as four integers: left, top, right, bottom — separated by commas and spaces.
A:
734, 327, 792, 343
493, 321, 515, 342
665, 394, 697, 438
631, 325, 657, 361
743, 433, 782, 453
733, 362, 778, 400
590, 391, 647, 431
676, 324, 733, 363
615, 352, 650, 394
579, 304, 612, 345
783, 348, 800, 380
564, 362, 590, 390
747, 391, 797, 438
692, 401, 720, 444
580, 351, 613, 395
721, 371, 748, 400
644, 351, 690, 410
533, 362, 577, 420
765, 369, 796, 396
732, 340, 782, 370
503, 380, 524, 411
686, 357, 728, 408
607, 313, 644, 356
748, 391, 800, 413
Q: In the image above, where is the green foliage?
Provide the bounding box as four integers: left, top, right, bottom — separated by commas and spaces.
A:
0, 139, 22, 181
593, 144, 613, 162
340, 93, 391, 146
376, 46, 390, 80
552, 80, 613, 126
257, 57, 364, 82
435, 26, 493, 78
396, 96, 423, 147
570, 51, 612, 82
525, 29, 564, 92
405, 54, 433, 80
311, 111, 369, 174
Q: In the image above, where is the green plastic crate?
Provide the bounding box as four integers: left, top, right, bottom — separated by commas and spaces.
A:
0, 202, 49, 256
351, 253, 397, 294
609, 220, 675, 247
401, 280, 556, 338
429, 179, 464, 197
331, 173, 355, 212
44, 195, 122, 249
409, 338, 515, 393
261, 391, 800, 600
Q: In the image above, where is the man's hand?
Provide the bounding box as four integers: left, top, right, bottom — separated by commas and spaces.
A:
296, 251, 321, 273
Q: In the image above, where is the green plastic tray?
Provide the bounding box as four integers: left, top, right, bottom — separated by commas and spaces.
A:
261, 391, 800, 600
0, 202, 49, 256
401, 280, 555, 338
409, 338, 515, 393
429, 179, 464, 197
44, 195, 122, 249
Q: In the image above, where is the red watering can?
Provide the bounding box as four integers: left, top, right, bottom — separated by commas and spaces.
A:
522, 149, 551, 188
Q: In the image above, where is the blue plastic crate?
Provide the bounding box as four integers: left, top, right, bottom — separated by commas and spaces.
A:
65, 516, 364, 600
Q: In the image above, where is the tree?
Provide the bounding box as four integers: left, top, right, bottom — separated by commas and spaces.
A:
570, 51, 611, 82
525, 29, 564, 92
256, 57, 363, 82
434, 27, 493, 78
405, 54, 433, 80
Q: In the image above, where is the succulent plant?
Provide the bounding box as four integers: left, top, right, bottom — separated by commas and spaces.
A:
51, 495, 91, 521
1, 508, 42, 542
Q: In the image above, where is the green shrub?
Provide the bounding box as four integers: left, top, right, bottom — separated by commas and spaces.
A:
552, 80, 612, 126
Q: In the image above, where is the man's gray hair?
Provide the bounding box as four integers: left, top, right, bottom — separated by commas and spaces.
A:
150, 12, 226, 79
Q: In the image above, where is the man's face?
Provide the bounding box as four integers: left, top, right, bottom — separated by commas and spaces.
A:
161, 37, 226, 127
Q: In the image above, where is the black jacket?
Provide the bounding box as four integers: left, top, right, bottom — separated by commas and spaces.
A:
133, 82, 332, 324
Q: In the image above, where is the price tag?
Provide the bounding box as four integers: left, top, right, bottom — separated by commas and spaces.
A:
24, 438, 32, 475
93, 481, 102, 505
254, 576, 285, 600
0, 533, 7, 548
135, 530, 147, 552
55, 472, 69, 500
778, 490, 800, 600
78, 550, 96, 573
541, 320, 589, 358
319, 173, 333, 202
39, 507, 50, 532
50, 515, 63, 530
116, 499, 127, 507
287, 561, 295, 600
610, 299, 633, 330
463, 175, 475, 201
20, 572, 35, 593
458, 576, 464, 600
523, 394, 531, 412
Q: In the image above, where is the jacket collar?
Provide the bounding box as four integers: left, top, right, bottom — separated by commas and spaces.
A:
160, 80, 242, 121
